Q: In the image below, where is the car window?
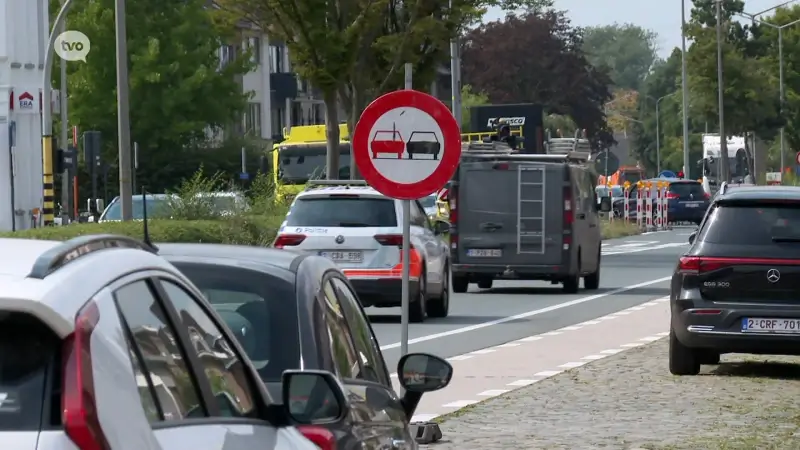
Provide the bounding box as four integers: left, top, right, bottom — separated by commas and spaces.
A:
102, 197, 173, 220
115, 280, 204, 421
419, 195, 436, 209
285, 197, 397, 227
168, 262, 300, 382
331, 278, 390, 385
320, 281, 361, 379
160, 280, 258, 418
669, 182, 705, 196
410, 201, 428, 228
698, 204, 800, 248
0, 313, 60, 430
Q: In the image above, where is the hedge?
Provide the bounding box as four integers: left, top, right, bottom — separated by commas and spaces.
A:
0, 214, 284, 244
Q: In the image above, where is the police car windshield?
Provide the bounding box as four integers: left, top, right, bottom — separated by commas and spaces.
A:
286, 197, 397, 227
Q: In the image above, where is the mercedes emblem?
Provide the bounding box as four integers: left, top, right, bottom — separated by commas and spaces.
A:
767, 269, 781, 283
335, 235, 345, 244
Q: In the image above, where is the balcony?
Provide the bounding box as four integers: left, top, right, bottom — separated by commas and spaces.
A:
270, 72, 298, 104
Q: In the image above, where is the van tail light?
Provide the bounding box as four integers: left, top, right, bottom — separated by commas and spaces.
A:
298, 425, 337, 450
704, 192, 710, 199
563, 186, 573, 226
678, 256, 800, 274
666, 192, 680, 199
374, 234, 404, 246
273, 234, 306, 248
448, 185, 458, 249
62, 301, 110, 450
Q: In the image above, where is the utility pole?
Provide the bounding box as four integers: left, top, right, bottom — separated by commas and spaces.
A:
450, 0, 462, 127
115, 0, 133, 220
681, 0, 691, 179
716, 0, 730, 182
59, 6, 70, 219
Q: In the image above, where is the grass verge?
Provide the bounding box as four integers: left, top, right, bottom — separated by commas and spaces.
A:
601, 220, 640, 239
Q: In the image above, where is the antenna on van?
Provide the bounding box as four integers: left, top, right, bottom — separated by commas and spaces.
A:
141, 187, 157, 251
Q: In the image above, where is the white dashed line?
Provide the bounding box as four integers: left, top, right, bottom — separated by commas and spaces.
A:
558, 361, 587, 369
496, 343, 521, 348
471, 349, 496, 355
534, 370, 563, 377
442, 400, 479, 408
507, 379, 539, 387
600, 349, 624, 354
582, 354, 607, 360
477, 389, 510, 396
447, 355, 474, 361
580, 320, 601, 325
518, 336, 543, 342
640, 336, 661, 342
613, 311, 631, 316
541, 331, 563, 337
621, 342, 644, 348
559, 325, 583, 331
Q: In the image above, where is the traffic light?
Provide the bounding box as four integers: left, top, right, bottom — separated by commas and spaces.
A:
677, 171, 684, 178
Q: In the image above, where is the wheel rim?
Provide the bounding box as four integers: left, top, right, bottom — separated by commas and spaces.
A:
442, 269, 449, 309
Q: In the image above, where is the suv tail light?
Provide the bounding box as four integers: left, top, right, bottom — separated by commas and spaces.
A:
666, 192, 679, 199
679, 256, 800, 274
298, 425, 336, 450
62, 301, 110, 450
273, 234, 306, 248
448, 185, 458, 249
374, 234, 403, 246
563, 186, 573, 226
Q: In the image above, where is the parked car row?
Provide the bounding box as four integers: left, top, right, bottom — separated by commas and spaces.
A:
1, 234, 453, 449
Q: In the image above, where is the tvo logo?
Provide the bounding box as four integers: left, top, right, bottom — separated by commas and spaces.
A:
54, 31, 91, 62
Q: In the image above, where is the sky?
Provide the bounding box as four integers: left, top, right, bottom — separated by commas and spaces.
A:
483, 0, 793, 58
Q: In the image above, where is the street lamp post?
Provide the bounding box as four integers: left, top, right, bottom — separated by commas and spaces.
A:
715, 0, 729, 182
655, 94, 672, 174
681, 0, 690, 179
738, 11, 800, 178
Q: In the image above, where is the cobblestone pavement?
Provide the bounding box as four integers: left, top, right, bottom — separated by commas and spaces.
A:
422, 338, 800, 449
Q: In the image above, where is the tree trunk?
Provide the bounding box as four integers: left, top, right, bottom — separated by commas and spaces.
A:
324, 90, 340, 180
348, 86, 370, 180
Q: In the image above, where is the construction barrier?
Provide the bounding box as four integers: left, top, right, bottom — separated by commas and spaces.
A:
623, 180, 670, 232
622, 181, 631, 223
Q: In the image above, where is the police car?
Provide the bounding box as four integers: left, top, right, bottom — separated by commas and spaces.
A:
0, 234, 346, 450
273, 181, 452, 322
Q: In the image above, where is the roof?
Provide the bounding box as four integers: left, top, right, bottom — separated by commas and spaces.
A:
718, 185, 800, 202
157, 243, 303, 272
297, 184, 386, 199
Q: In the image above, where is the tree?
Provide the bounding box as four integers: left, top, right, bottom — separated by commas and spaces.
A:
65, 0, 252, 192
460, 85, 489, 131
605, 89, 640, 133
581, 24, 659, 91
460, 11, 614, 145
218, 0, 553, 178
685, 0, 779, 181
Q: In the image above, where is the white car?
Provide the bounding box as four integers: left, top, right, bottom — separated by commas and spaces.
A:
0, 235, 347, 450
273, 181, 451, 322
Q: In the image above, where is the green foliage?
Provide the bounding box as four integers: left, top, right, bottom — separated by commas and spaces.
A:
581, 23, 660, 91
62, 0, 253, 194
460, 85, 489, 131
166, 168, 241, 220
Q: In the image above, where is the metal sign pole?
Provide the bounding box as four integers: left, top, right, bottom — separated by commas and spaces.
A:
401, 62, 413, 360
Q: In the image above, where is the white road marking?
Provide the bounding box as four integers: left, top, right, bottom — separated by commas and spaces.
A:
580, 320, 601, 325
621, 342, 644, 348
471, 349, 496, 355
582, 354, 607, 360
477, 389, 510, 396
640, 336, 661, 342
496, 343, 521, 348
379, 276, 672, 350
559, 325, 583, 331
447, 355, 474, 361
600, 349, 624, 354
517, 336, 543, 342
541, 331, 563, 337
507, 379, 539, 386
559, 361, 587, 369
534, 370, 563, 377
410, 413, 438, 422
602, 242, 687, 255
442, 400, 479, 408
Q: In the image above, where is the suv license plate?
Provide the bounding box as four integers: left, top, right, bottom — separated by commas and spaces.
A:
319, 251, 363, 263
742, 318, 800, 333
467, 249, 502, 257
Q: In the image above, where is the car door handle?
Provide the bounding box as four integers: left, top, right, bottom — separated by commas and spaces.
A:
480, 222, 503, 231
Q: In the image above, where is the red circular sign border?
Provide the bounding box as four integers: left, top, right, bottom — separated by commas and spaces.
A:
352, 90, 461, 200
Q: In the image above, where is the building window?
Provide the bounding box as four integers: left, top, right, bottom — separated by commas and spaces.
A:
244, 103, 262, 137
271, 108, 285, 138
292, 102, 303, 126
220, 45, 235, 69
268, 45, 283, 73
246, 37, 261, 64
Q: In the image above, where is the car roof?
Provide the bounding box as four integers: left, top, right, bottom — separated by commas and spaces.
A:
648, 177, 699, 183
296, 185, 388, 199
717, 185, 800, 202
157, 243, 305, 272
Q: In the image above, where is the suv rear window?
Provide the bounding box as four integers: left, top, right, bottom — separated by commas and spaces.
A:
699, 204, 800, 246
0, 313, 60, 430
669, 182, 705, 196
170, 263, 301, 382
286, 197, 397, 227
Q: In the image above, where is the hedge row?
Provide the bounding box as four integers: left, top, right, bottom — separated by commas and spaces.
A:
0, 214, 285, 244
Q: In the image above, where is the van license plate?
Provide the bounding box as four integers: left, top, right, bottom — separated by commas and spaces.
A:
742, 318, 800, 333
319, 251, 363, 263
467, 249, 502, 257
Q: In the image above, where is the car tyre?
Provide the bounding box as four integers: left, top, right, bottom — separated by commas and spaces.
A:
698, 350, 720, 365
410, 273, 427, 323
426, 265, 450, 318
477, 279, 493, 290
563, 275, 579, 294
669, 328, 701, 375
452, 274, 469, 293
583, 248, 601, 290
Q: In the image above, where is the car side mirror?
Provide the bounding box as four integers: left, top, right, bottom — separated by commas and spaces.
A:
599, 196, 612, 212
396, 353, 453, 419
282, 370, 348, 424
688, 231, 697, 245
433, 220, 450, 235
95, 199, 105, 213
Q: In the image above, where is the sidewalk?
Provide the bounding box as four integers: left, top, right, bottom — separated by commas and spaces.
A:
422, 338, 800, 449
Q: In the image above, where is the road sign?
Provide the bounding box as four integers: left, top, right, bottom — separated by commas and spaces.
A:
658, 170, 676, 178
239, 172, 249, 180
593, 151, 619, 176
352, 90, 461, 200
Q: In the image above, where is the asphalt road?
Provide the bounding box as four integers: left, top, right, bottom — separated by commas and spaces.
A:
369, 228, 693, 372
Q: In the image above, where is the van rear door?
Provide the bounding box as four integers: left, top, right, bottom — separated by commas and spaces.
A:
457, 160, 564, 265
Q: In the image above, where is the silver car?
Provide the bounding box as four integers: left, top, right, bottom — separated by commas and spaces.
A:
0, 235, 348, 450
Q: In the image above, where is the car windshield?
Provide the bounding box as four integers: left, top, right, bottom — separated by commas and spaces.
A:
278, 143, 351, 184
285, 197, 397, 227
101, 197, 173, 220
669, 182, 705, 196
699, 204, 800, 249
170, 262, 300, 382
419, 195, 437, 209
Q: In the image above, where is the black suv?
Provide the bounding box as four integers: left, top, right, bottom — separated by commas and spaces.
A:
670, 185, 800, 375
